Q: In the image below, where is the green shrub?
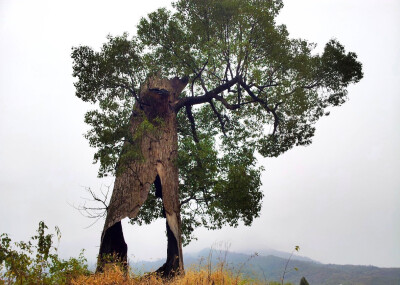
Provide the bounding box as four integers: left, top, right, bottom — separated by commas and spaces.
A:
0, 221, 90, 284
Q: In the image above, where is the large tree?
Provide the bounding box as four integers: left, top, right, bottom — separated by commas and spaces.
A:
72, 0, 362, 277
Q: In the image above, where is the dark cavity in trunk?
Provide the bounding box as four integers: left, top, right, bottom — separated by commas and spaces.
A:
97, 221, 127, 271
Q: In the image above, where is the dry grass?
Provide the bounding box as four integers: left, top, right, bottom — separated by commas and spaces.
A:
71, 264, 262, 285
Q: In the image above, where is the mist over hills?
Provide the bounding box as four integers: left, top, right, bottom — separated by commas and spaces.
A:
238, 248, 316, 263
131, 248, 400, 285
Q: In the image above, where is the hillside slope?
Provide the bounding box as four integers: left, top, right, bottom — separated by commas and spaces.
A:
131, 249, 400, 285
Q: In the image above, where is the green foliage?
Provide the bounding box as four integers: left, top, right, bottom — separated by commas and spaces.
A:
72, 33, 147, 178
83, 97, 133, 177
136, 0, 363, 158
299, 276, 309, 285
71, 33, 144, 104
72, 0, 363, 245
0, 222, 89, 284
129, 183, 164, 226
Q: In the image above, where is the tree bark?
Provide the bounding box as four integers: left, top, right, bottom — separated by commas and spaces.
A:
97, 76, 187, 276
156, 219, 181, 277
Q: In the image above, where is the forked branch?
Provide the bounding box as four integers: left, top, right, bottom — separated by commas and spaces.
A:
74, 185, 111, 228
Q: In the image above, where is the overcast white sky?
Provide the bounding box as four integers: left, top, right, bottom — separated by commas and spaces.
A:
0, 0, 399, 268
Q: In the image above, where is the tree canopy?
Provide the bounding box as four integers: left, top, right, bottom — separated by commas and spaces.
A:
72, 0, 363, 246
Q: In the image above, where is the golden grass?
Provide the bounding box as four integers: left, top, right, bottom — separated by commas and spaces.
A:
71, 264, 262, 285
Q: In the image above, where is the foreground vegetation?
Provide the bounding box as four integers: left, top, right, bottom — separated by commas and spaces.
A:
0, 222, 89, 284
0, 222, 298, 285
3, 222, 399, 284
72, 265, 293, 285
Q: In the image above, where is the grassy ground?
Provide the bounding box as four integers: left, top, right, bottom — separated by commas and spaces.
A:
71, 265, 287, 285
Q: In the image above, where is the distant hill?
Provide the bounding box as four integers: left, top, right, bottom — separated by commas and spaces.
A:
237, 248, 317, 263
131, 249, 400, 285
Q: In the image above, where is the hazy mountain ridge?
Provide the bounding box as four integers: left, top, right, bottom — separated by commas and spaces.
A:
131, 249, 400, 285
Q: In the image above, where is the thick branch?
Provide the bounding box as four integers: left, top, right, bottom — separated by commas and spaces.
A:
173, 76, 241, 111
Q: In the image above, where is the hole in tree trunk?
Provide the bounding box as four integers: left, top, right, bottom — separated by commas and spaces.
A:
97, 221, 128, 272
154, 175, 163, 201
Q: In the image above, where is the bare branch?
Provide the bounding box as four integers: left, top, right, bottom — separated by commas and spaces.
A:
73, 185, 111, 228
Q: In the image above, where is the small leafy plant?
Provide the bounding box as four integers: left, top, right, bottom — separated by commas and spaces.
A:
0, 221, 89, 284
281, 246, 300, 285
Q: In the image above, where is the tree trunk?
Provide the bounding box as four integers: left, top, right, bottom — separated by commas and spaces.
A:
154, 175, 181, 277
97, 76, 187, 276
156, 219, 181, 277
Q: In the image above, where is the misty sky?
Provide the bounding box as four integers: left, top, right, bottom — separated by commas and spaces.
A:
0, 0, 399, 268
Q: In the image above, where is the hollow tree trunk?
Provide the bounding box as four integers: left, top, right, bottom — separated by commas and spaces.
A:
97, 76, 187, 276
